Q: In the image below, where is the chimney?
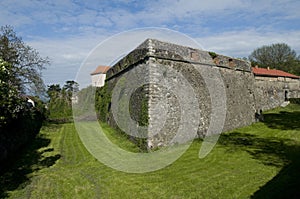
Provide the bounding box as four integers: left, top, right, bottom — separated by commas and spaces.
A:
255, 65, 258, 68
267, 67, 270, 70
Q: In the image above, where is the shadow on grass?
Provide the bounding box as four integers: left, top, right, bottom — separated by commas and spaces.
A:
219, 133, 291, 167
263, 111, 300, 130
251, 148, 300, 199
218, 109, 300, 199
0, 123, 61, 198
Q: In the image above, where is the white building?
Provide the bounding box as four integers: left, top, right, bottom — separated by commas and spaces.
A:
90, 65, 110, 87
71, 95, 78, 104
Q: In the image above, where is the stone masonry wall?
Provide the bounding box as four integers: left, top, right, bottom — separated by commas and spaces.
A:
254, 78, 300, 111
147, 58, 256, 147
102, 38, 300, 149
102, 61, 151, 139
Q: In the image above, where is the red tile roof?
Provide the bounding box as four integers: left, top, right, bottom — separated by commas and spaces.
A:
91, 66, 110, 75
252, 67, 299, 79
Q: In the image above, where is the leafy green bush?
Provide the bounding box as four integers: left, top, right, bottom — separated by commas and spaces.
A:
46, 82, 78, 122
48, 96, 72, 120
289, 98, 300, 104
208, 51, 218, 59
0, 99, 44, 170
0, 59, 23, 127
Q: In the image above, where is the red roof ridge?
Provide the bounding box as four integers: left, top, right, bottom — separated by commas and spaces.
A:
91, 65, 110, 75
252, 67, 299, 79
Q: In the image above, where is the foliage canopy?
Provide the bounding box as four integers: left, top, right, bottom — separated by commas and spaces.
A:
249, 43, 300, 75
46, 81, 79, 121
0, 25, 49, 95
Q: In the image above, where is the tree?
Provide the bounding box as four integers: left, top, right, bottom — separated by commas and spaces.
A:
46, 81, 79, 121
0, 25, 49, 94
0, 59, 23, 126
63, 80, 79, 98
249, 43, 300, 75
63, 80, 79, 104
47, 84, 61, 93
47, 84, 61, 98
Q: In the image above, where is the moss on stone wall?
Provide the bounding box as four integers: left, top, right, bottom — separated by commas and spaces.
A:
129, 84, 149, 126
208, 51, 218, 59
95, 83, 112, 122
140, 96, 149, 126
129, 85, 149, 151
94, 39, 300, 149
95, 80, 149, 151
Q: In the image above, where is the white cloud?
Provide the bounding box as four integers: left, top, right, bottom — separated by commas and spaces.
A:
2, 0, 300, 37
28, 28, 202, 86
2, 0, 300, 86
197, 29, 300, 57
28, 33, 107, 85
26, 27, 300, 87
76, 28, 204, 87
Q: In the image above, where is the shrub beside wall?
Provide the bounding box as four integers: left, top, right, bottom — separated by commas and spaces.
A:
47, 97, 72, 123
290, 98, 300, 104
0, 105, 44, 172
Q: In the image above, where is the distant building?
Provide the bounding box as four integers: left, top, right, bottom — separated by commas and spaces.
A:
90, 65, 110, 87
71, 95, 78, 104
252, 66, 300, 106
252, 66, 299, 81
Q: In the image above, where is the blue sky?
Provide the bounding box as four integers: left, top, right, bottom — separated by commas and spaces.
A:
1, 0, 300, 86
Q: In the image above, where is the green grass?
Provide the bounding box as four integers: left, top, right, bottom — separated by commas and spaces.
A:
99, 122, 140, 153
1, 104, 300, 198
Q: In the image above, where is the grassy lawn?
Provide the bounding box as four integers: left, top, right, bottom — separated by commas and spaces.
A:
1, 104, 300, 198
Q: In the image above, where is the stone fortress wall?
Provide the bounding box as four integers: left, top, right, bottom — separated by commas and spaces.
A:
254, 75, 300, 111
103, 39, 300, 148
